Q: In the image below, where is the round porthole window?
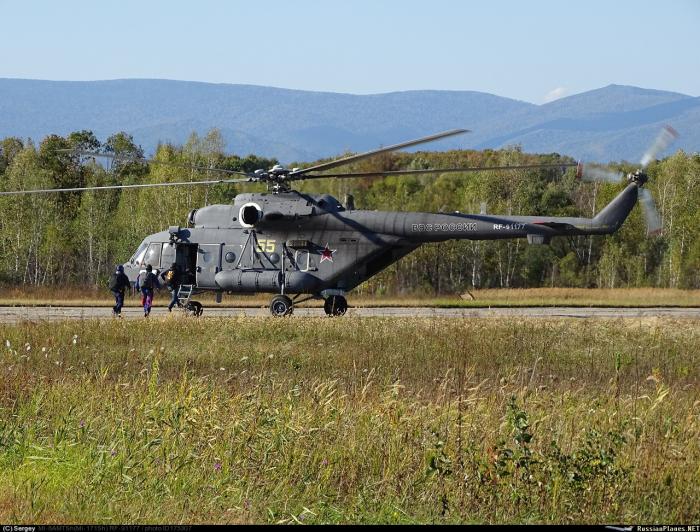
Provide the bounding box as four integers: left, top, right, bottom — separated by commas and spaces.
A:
225, 251, 236, 263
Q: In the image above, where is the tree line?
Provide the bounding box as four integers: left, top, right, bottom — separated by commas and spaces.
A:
0, 128, 698, 294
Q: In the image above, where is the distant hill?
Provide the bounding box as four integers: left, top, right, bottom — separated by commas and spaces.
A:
0, 78, 697, 163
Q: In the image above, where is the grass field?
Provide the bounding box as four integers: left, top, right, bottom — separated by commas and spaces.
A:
0, 286, 699, 308
0, 317, 698, 523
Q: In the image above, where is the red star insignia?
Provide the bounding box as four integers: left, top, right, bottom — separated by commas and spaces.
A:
320, 243, 336, 263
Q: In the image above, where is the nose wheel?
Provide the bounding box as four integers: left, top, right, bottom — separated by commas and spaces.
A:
270, 294, 294, 317
324, 295, 347, 316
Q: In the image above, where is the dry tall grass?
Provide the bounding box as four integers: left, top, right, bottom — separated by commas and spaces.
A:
0, 286, 698, 308
0, 317, 697, 523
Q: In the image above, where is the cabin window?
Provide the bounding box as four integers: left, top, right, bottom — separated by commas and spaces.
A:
161, 242, 176, 267
200, 248, 213, 264
143, 243, 162, 269
294, 250, 310, 272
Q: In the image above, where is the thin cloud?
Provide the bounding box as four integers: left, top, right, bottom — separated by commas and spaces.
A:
543, 87, 568, 103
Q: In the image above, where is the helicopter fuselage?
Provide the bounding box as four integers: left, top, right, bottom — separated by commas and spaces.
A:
123, 184, 639, 300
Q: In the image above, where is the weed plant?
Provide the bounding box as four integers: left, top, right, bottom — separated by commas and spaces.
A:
0, 286, 698, 308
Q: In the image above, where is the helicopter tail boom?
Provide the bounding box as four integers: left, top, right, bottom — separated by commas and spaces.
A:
349, 181, 639, 243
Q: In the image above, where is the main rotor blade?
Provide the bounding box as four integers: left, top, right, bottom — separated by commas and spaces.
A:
0, 177, 255, 196
638, 187, 662, 235
61, 150, 253, 178
640, 125, 678, 168
289, 129, 469, 177
300, 162, 578, 180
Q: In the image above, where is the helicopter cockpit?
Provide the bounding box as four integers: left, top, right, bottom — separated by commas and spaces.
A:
129, 242, 148, 267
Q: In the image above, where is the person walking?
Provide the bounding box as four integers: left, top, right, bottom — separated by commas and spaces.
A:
108, 264, 130, 317
160, 262, 181, 312
135, 264, 160, 317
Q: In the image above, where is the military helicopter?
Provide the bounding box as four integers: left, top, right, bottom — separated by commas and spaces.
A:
0, 127, 677, 316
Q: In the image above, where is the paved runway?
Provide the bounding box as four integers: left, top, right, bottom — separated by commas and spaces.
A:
0, 305, 698, 322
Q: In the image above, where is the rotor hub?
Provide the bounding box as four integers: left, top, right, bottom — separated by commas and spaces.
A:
627, 169, 649, 187
269, 164, 288, 176
247, 165, 295, 193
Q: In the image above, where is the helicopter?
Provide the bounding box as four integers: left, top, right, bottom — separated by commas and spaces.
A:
0, 126, 677, 316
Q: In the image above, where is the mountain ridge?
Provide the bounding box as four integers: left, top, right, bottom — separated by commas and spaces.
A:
0, 78, 696, 163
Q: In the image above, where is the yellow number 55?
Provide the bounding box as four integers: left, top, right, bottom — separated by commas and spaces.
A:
255, 239, 276, 253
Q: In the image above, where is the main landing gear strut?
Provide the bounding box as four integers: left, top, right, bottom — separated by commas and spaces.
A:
267, 294, 348, 317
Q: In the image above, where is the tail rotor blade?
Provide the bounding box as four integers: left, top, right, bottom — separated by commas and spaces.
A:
638, 187, 662, 236
577, 163, 624, 183
640, 125, 678, 168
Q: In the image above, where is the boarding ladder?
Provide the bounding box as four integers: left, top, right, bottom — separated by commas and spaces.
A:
176, 284, 203, 316
177, 284, 194, 307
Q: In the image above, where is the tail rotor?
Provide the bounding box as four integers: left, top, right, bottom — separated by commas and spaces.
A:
577, 125, 678, 236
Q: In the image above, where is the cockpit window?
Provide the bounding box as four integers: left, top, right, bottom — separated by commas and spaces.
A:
130, 243, 148, 265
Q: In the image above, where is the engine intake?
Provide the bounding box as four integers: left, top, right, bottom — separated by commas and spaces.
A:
239, 202, 263, 227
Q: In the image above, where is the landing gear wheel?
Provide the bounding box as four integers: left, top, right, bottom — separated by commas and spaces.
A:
324, 295, 347, 316
270, 295, 293, 317
185, 301, 203, 317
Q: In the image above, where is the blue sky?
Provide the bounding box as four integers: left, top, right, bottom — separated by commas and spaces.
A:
1, 0, 698, 103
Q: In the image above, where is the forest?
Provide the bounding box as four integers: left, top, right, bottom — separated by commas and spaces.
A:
0, 128, 698, 294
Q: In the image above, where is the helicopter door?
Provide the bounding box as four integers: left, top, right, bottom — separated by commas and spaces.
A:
196, 243, 222, 288
176, 243, 198, 285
